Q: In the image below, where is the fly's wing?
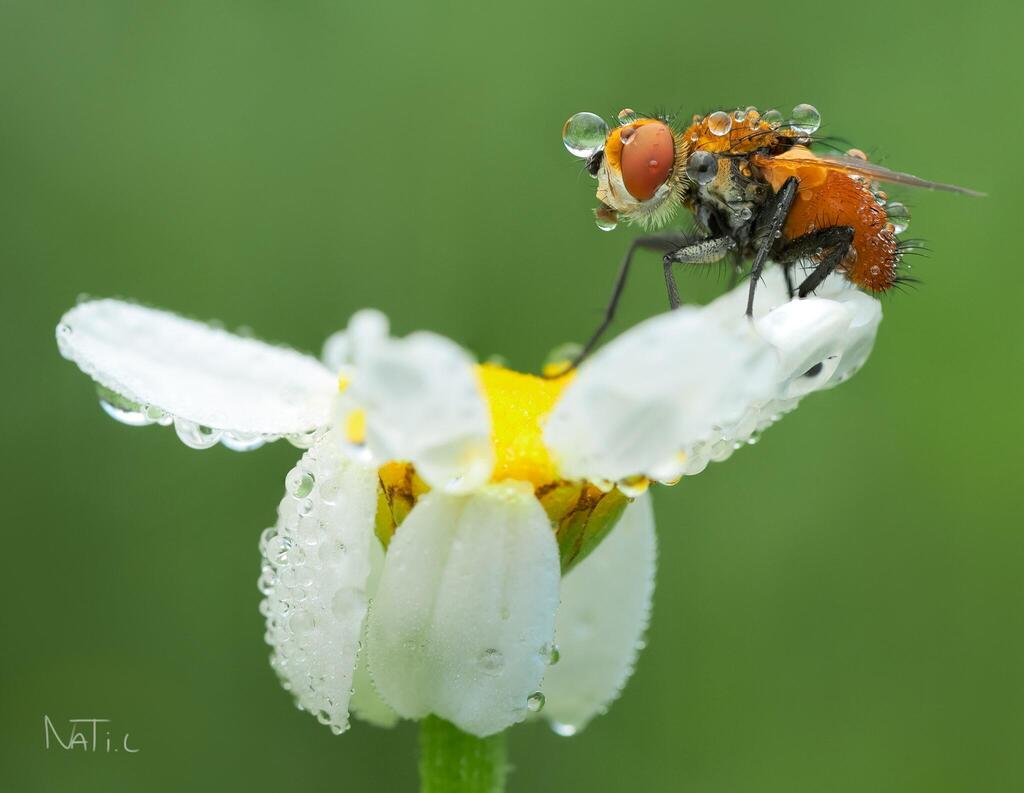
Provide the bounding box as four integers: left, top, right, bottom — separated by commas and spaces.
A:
766, 150, 985, 196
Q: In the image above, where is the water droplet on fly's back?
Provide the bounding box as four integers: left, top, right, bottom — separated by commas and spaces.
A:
563, 112, 609, 158
762, 109, 784, 128
707, 111, 732, 136
527, 692, 546, 712
616, 108, 636, 124
789, 103, 821, 135
886, 201, 911, 234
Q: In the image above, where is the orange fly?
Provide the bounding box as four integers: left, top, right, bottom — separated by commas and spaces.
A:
559, 104, 982, 370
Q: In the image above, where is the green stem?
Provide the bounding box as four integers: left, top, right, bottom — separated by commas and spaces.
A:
418, 716, 508, 793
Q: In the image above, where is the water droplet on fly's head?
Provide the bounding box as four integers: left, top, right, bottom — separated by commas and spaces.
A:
762, 109, 783, 128
685, 150, 717, 185
707, 110, 732, 136
527, 692, 546, 712
594, 205, 618, 231
563, 112, 609, 158
478, 648, 505, 674
616, 108, 636, 124
886, 201, 911, 234
847, 148, 868, 161
789, 103, 821, 135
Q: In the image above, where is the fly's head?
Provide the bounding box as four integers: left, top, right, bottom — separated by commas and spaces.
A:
563, 109, 689, 231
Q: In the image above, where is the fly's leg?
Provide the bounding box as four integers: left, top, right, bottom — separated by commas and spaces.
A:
662, 236, 737, 309
781, 261, 795, 298
547, 231, 709, 378
777, 226, 855, 297
746, 176, 799, 316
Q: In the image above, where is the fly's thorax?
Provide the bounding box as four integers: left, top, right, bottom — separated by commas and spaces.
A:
689, 154, 772, 234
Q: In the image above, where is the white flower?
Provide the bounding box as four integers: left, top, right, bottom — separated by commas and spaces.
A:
55, 270, 880, 738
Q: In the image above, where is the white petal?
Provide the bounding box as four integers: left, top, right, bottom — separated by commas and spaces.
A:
545, 270, 881, 483
57, 300, 337, 450
544, 299, 777, 483
260, 431, 378, 734
345, 310, 494, 493
543, 494, 656, 735
349, 536, 399, 728
366, 482, 559, 737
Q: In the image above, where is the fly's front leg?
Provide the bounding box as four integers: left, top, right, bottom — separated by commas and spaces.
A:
662, 237, 737, 309
547, 230, 702, 378
777, 226, 855, 297
747, 176, 799, 316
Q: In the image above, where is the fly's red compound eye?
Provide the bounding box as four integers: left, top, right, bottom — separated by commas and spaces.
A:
619, 121, 674, 201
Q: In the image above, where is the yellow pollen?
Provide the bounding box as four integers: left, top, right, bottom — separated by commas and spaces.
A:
475, 363, 573, 488
345, 408, 366, 444
338, 374, 351, 392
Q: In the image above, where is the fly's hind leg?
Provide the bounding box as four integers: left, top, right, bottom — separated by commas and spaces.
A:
777, 226, 855, 297
547, 231, 731, 378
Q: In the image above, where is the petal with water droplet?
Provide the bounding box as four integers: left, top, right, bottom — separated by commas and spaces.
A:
366, 483, 559, 737
349, 536, 399, 728
261, 431, 379, 734
345, 310, 495, 494
57, 300, 336, 447
542, 494, 656, 734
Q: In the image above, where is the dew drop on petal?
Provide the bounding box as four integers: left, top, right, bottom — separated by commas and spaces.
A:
789, 103, 821, 135
563, 112, 609, 158
174, 418, 221, 449
527, 692, 546, 712
707, 110, 732, 136
478, 648, 505, 675
551, 721, 578, 737
97, 386, 152, 427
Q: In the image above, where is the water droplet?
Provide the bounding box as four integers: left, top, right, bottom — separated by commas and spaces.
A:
595, 205, 618, 231
288, 469, 316, 499
616, 108, 636, 124
546, 644, 561, 665
618, 475, 650, 497
563, 112, 609, 158
96, 385, 151, 426
789, 103, 821, 135
478, 648, 505, 675
221, 431, 266, 452
732, 108, 747, 122
174, 418, 221, 449
847, 148, 868, 161
886, 201, 911, 234
545, 342, 583, 369
298, 498, 316, 517
330, 723, 344, 735
551, 721, 578, 737
289, 609, 315, 634
870, 265, 881, 276
685, 150, 717, 185
707, 110, 732, 136
762, 109, 783, 128
527, 692, 546, 712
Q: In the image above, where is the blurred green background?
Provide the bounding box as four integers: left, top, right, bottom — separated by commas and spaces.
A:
2, 1, 1021, 791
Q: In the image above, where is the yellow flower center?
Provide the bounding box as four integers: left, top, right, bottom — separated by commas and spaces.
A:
475, 363, 572, 487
